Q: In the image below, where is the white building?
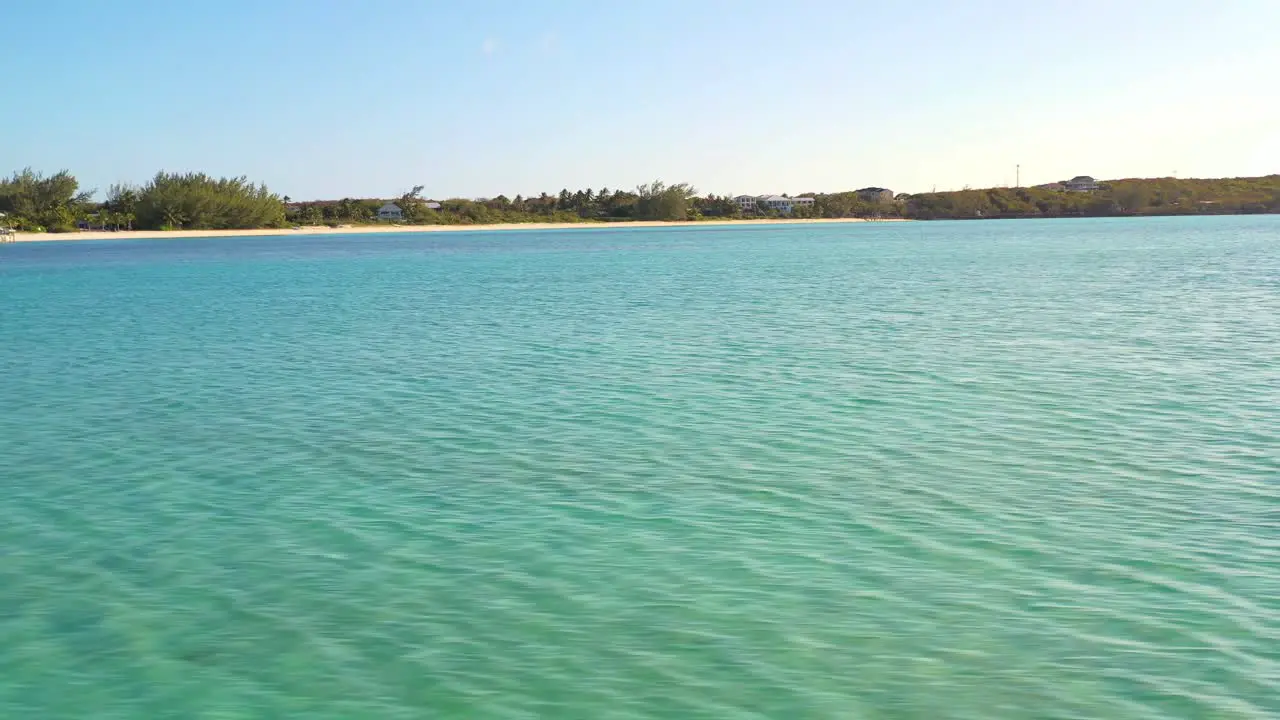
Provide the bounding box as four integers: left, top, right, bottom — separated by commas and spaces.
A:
734, 195, 759, 212
757, 195, 814, 214
377, 202, 403, 220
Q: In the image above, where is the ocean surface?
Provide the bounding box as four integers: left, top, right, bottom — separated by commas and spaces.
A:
1, 216, 1277, 719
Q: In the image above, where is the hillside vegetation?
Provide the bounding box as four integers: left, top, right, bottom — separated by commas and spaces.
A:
902, 175, 1280, 220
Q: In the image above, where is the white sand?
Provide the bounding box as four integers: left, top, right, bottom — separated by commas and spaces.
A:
11, 217, 905, 243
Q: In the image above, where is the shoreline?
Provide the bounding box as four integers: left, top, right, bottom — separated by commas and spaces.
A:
11, 217, 907, 243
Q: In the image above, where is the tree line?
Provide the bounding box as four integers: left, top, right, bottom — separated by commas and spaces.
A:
4, 167, 1279, 233
286, 176, 1280, 225
0, 169, 707, 231
0, 169, 283, 232
285, 181, 707, 226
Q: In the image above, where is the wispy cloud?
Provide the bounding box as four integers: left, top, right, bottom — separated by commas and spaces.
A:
481, 37, 500, 56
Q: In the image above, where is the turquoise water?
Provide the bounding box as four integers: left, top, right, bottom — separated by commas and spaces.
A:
1, 217, 1277, 719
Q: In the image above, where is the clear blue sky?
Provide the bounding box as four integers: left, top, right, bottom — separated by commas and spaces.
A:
3, 0, 1278, 200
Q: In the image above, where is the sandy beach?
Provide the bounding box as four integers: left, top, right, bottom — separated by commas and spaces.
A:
9, 217, 904, 243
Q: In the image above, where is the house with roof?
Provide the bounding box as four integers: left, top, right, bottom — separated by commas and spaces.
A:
788, 196, 815, 212
732, 194, 816, 214
1064, 176, 1100, 192
856, 187, 895, 203
757, 195, 815, 214
377, 202, 403, 220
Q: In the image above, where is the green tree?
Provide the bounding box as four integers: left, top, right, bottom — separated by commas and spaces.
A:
396, 185, 428, 222
635, 181, 697, 221
104, 183, 140, 229
135, 172, 284, 230
697, 194, 741, 218
1112, 183, 1151, 214
0, 168, 93, 231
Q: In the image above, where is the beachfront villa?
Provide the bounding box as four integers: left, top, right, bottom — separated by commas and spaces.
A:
377, 202, 403, 220
762, 195, 802, 213
761, 195, 815, 213
736, 195, 815, 214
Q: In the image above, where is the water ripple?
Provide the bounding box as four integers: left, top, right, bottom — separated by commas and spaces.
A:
1, 217, 1278, 718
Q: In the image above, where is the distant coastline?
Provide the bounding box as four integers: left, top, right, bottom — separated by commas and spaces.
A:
4, 168, 1277, 239
10, 217, 907, 243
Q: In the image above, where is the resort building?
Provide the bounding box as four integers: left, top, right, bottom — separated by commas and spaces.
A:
377, 202, 403, 220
